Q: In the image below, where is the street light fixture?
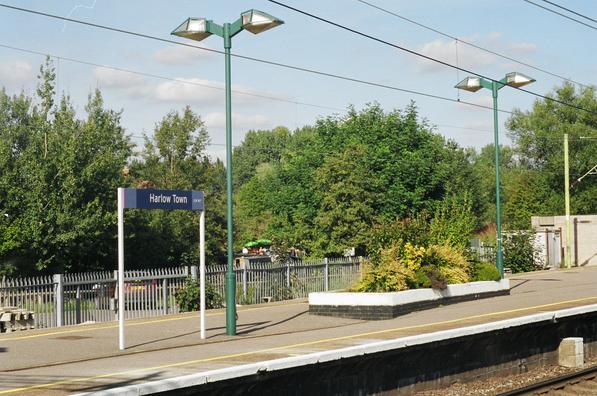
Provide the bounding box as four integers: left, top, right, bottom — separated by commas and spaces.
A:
172, 10, 283, 336
455, 72, 535, 278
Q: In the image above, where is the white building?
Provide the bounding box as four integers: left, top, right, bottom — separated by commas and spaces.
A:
532, 215, 597, 268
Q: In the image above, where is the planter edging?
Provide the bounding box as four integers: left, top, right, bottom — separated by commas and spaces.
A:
309, 279, 510, 320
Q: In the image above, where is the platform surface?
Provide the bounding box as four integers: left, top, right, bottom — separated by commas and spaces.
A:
1, 266, 596, 395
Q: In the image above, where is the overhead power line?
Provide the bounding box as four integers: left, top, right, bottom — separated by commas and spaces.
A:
539, 0, 597, 24
266, 0, 597, 116
0, 3, 514, 115
0, 43, 343, 112
355, 0, 590, 89
523, 0, 597, 31
1, 44, 525, 143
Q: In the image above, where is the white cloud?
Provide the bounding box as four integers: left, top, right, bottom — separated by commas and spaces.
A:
154, 78, 225, 104
94, 67, 286, 107
153, 45, 214, 65
415, 34, 539, 73
203, 112, 271, 130
417, 38, 496, 72
506, 42, 537, 54
487, 32, 502, 43
0, 61, 34, 84
94, 67, 145, 89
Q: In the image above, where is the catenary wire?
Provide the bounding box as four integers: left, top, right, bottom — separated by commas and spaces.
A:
355, 0, 590, 89
0, 42, 344, 112
0, 2, 519, 115
0, 42, 525, 143
539, 0, 597, 24
266, 0, 597, 116
523, 0, 597, 31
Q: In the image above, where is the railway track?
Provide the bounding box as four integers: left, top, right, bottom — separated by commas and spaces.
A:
499, 364, 597, 395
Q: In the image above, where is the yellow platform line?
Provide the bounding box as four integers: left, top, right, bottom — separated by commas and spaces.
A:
0, 301, 307, 342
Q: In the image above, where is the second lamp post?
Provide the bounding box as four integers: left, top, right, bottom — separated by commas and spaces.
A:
172, 10, 284, 335
455, 72, 535, 278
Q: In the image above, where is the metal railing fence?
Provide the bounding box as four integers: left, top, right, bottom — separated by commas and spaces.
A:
0, 257, 362, 330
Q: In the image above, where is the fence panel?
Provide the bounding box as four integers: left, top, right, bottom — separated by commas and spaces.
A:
0, 276, 56, 329
0, 257, 363, 330
328, 257, 362, 291
245, 265, 286, 303
123, 267, 187, 320
289, 263, 326, 298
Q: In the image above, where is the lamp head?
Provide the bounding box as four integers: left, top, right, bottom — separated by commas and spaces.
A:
505, 72, 535, 88
241, 9, 284, 34
455, 76, 483, 92
171, 18, 212, 41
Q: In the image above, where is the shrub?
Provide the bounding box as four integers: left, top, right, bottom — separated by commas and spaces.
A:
354, 241, 424, 292
355, 242, 471, 292
503, 232, 542, 273
429, 192, 477, 248
175, 276, 224, 312
424, 244, 471, 285
472, 262, 500, 281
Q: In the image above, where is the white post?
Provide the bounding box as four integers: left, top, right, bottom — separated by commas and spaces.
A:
117, 187, 125, 350
200, 209, 206, 339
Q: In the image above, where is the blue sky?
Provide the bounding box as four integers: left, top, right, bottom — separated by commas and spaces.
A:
0, 0, 594, 159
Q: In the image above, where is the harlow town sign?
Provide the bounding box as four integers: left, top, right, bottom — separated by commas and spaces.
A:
117, 188, 205, 350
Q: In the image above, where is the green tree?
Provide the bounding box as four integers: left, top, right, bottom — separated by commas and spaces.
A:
130, 107, 227, 268
0, 59, 131, 274
506, 83, 597, 217
235, 103, 482, 257
232, 126, 290, 187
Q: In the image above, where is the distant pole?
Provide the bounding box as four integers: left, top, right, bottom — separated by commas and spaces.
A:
564, 133, 571, 269
117, 187, 125, 350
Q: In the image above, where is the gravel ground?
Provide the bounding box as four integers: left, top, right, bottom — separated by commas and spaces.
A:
416, 357, 597, 396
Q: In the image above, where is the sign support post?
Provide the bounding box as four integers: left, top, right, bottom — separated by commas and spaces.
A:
118, 188, 125, 350
200, 210, 205, 339
117, 188, 205, 350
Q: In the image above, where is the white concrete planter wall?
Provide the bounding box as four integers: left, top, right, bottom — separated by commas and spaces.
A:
309, 279, 510, 320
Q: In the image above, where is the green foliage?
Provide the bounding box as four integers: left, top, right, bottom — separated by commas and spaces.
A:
235, 103, 482, 258
0, 61, 229, 275
355, 241, 471, 292
175, 276, 223, 312
503, 232, 542, 273
505, 83, 597, 220
429, 192, 477, 248
236, 284, 255, 305
0, 59, 131, 274
472, 262, 501, 282
425, 244, 471, 285
232, 126, 291, 187
128, 106, 227, 268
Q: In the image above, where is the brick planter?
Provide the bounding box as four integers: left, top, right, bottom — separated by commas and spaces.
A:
309, 279, 510, 320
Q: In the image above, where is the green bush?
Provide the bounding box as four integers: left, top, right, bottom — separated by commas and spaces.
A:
354, 242, 471, 292
472, 262, 501, 281
425, 244, 471, 285
503, 232, 541, 273
175, 276, 224, 312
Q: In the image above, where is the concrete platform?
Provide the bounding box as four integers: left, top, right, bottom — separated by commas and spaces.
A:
1, 266, 597, 395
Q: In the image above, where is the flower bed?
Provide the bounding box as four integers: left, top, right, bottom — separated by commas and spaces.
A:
309, 279, 510, 320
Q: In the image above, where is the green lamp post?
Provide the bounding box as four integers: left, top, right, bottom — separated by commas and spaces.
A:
172, 10, 284, 335
455, 72, 535, 278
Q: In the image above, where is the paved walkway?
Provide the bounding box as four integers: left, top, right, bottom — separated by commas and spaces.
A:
1, 266, 597, 395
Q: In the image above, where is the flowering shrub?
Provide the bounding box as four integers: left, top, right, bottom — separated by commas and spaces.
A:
354, 241, 472, 292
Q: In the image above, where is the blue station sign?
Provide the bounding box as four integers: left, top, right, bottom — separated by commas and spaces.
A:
122, 188, 204, 211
